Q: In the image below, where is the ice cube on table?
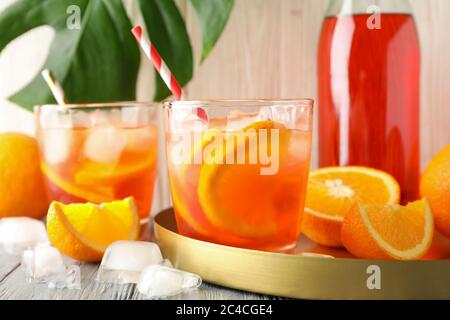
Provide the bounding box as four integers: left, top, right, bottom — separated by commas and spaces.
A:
0, 218, 49, 255
96, 241, 167, 284
84, 126, 127, 164
21, 244, 81, 289
137, 265, 202, 299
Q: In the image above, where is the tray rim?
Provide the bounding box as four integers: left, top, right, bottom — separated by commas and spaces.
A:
154, 208, 450, 300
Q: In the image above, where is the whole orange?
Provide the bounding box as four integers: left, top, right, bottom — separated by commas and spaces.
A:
0, 132, 48, 218
420, 143, 450, 237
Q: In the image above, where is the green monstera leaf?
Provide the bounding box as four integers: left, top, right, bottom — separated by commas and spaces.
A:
190, 0, 234, 62
0, 0, 234, 110
0, 0, 140, 110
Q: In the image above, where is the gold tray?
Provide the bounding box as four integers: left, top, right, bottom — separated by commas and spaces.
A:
154, 208, 450, 300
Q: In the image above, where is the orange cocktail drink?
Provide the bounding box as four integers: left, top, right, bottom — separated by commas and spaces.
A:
164, 100, 313, 251
35, 103, 158, 221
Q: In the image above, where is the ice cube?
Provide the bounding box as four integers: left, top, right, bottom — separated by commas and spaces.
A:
171, 109, 208, 133
42, 128, 73, 164
96, 241, 166, 284
21, 244, 81, 289
84, 125, 127, 164
22, 245, 65, 278
89, 109, 112, 126
125, 126, 157, 152
137, 265, 202, 299
161, 259, 173, 268
38, 108, 72, 129
287, 131, 312, 164
120, 107, 141, 127
256, 105, 297, 128
226, 109, 259, 131
0, 218, 49, 255
70, 111, 91, 128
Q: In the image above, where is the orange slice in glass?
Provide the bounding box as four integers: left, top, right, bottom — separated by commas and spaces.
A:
46, 197, 139, 262
169, 128, 221, 235
341, 199, 434, 260
41, 163, 114, 203
74, 152, 156, 185
198, 121, 290, 238
302, 166, 400, 247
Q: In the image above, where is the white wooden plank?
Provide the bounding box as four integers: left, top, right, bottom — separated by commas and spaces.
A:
0, 261, 269, 300
0, 255, 20, 283
412, 0, 450, 166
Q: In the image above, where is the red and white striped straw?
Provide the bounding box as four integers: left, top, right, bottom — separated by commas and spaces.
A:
131, 25, 182, 100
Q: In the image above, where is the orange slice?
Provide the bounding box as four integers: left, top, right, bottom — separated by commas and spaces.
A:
74, 153, 156, 185
302, 166, 400, 247
41, 163, 114, 203
46, 197, 139, 262
169, 128, 221, 236
198, 121, 291, 238
341, 199, 434, 260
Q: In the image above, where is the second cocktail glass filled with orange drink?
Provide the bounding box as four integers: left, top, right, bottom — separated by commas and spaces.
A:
35, 103, 159, 223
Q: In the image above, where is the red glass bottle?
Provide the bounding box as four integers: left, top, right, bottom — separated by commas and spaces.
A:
318, 0, 420, 202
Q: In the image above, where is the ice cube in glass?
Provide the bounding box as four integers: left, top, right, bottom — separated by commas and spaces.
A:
84, 125, 127, 164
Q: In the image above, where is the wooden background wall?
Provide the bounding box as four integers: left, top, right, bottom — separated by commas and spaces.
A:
181, 0, 450, 168
1, 0, 449, 212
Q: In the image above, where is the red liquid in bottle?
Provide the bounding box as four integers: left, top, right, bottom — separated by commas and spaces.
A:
318, 14, 420, 202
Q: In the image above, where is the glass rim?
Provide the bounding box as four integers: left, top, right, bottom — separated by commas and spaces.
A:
33, 101, 159, 113
164, 99, 314, 109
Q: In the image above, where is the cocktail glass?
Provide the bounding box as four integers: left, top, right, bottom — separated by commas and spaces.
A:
164, 100, 313, 251
34, 102, 158, 222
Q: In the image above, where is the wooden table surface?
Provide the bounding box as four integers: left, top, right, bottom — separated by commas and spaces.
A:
0, 251, 271, 300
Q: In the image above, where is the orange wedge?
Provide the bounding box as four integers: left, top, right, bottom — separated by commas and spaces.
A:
198, 121, 292, 238
302, 166, 400, 247
341, 199, 434, 260
46, 197, 139, 262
